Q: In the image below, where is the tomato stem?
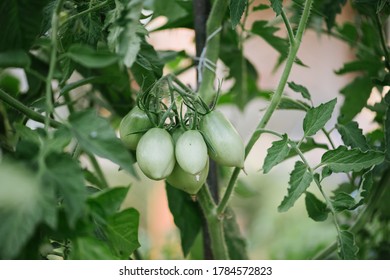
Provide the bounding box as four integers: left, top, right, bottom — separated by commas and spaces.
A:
218, 0, 314, 215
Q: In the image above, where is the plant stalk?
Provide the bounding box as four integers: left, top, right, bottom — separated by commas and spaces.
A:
218, 0, 314, 215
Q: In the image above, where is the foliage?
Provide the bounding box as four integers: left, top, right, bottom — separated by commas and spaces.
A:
0, 0, 389, 260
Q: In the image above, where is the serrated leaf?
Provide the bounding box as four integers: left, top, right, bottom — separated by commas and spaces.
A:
251, 21, 289, 57
66, 44, 119, 68
288, 81, 311, 101
166, 183, 202, 257
88, 187, 130, 218
0, 161, 56, 259
106, 208, 140, 259
0, 0, 49, 51
68, 110, 137, 177
270, 0, 283, 16
230, 0, 247, 28
305, 192, 329, 222
332, 192, 356, 212
338, 230, 358, 260
106, 0, 144, 67
337, 121, 369, 151
224, 208, 248, 260
303, 99, 337, 137
44, 153, 87, 227
339, 76, 373, 124
321, 146, 385, 173
278, 161, 313, 212
263, 134, 290, 173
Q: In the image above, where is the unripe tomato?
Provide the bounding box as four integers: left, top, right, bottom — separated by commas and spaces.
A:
167, 159, 209, 194
175, 130, 208, 175
136, 128, 175, 180
200, 110, 245, 168
119, 106, 154, 150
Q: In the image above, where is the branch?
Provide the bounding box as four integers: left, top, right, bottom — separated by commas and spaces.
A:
0, 89, 61, 128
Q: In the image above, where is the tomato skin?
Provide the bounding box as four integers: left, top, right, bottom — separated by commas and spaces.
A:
136, 128, 175, 180
200, 110, 245, 168
167, 159, 209, 194
119, 106, 154, 150
175, 130, 208, 175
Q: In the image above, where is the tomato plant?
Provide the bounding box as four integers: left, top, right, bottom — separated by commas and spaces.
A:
0, 0, 389, 260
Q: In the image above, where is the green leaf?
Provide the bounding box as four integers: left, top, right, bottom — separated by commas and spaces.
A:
270, 0, 283, 16
288, 81, 311, 101
106, 0, 144, 67
335, 60, 382, 76
224, 208, 248, 260
230, 0, 247, 28
68, 110, 137, 177
106, 208, 140, 259
44, 153, 87, 227
0, 50, 31, 68
263, 134, 290, 173
0, 161, 56, 259
70, 237, 118, 260
251, 21, 288, 58
253, 4, 270, 11
305, 192, 329, 222
66, 44, 119, 68
336, 121, 369, 151
339, 76, 373, 124
338, 230, 358, 260
303, 98, 337, 137
331, 192, 356, 212
320, 0, 347, 31
278, 161, 313, 212
0, 0, 49, 51
88, 187, 130, 218
321, 146, 385, 173
361, 171, 373, 202
166, 183, 202, 257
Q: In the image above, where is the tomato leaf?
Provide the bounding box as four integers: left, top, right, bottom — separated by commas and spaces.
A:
385, 95, 390, 161
68, 110, 137, 177
70, 237, 118, 260
106, 208, 140, 259
303, 98, 337, 137
0, 50, 31, 68
269, 0, 283, 16
321, 146, 385, 173
263, 134, 290, 173
331, 192, 357, 212
338, 76, 373, 124
88, 187, 130, 219
106, 0, 144, 67
0, 161, 56, 259
278, 161, 313, 212
338, 230, 358, 260
0, 0, 49, 51
166, 183, 202, 257
336, 121, 369, 151
288, 81, 311, 101
44, 153, 87, 227
305, 192, 329, 222
66, 44, 119, 68
223, 208, 248, 260
230, 0, 247, 29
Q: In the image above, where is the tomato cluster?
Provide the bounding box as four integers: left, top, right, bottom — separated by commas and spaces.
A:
119, 78, 244, 194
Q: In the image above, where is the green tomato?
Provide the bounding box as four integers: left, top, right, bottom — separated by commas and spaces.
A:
167, 158, 209, 195
200, 110, 245, 168
119, 106, 154, 150
175, 130, 208, 175
136, 127, 175, 180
